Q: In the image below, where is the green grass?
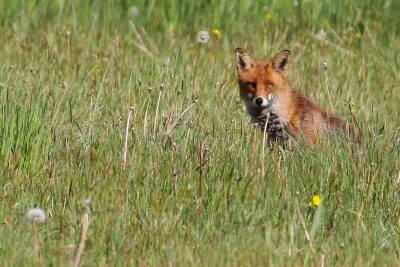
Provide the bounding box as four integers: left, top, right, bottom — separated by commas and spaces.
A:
1, 0, 400, 266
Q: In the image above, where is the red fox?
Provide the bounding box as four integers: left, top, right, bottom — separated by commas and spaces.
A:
235, 48, 360, 147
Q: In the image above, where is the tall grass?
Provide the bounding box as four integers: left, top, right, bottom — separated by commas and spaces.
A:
1, 0, 399, 265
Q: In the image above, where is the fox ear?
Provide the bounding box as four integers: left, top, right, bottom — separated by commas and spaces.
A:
272, 50, 290, 71
235, 48, 255, 70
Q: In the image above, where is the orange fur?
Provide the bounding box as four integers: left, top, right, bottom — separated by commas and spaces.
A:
235, 48, 360, 147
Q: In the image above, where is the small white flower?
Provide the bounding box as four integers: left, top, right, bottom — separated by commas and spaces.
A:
293, 1, 299, 7
163, 57, 171, 66
323, 62, 328, 70
316, 29, 327, 40
196, 31, 210, 43
27, 208, 46, 223
83, 199, 91, 207
128, 6, 139, 18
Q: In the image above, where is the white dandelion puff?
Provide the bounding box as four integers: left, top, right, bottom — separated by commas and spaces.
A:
27, 208, 46, 223
128, 6, 139, 18
316, 29, 327, 40
196, 31, 210, 43
83, 199, 91, 207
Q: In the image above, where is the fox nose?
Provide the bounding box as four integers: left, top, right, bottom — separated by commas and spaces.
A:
255, 98, 263, 106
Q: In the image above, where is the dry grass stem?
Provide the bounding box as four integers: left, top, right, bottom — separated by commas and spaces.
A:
295, 195, 315, 254
129, 20, 153, 57
73, 206, 91, 267
165, 99, 198, 135
122, 106, 135, 171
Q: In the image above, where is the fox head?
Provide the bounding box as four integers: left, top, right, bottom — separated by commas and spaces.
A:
235, 48, 290, 109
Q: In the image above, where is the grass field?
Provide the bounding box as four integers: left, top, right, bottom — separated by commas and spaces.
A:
1, 0, 400, 266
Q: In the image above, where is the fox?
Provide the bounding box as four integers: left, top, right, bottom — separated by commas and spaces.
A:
235, 48, 360, 147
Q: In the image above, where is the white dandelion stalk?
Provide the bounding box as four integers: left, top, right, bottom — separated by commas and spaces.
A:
261, 113, 269, 176
153, 89, 163, 140
323, 63, 335, 113
122, 107, 135, 171
27, 208, 46, 265
34, 223, 40, 265
73, 204, 91, 267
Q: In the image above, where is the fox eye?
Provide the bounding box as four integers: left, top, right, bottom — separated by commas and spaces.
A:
267, 83, 274, 88
246, 82, 256, 88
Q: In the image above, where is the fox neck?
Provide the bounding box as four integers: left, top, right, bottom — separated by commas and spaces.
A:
246, 88, 293, 126
245, 99, 289, 146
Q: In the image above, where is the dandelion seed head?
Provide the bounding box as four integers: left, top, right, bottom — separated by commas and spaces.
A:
316, 29, 327, 40
83, 199, 91, 207
293, 1, 299, 7
27, 208, 46, 223
128, 6, 139, 18
163, 57, 171, 66
196, 31, 210, 43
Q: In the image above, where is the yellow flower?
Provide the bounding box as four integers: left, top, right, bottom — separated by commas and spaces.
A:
187, 49, 194, 56
16, 71, 22, 77
92, 66, 100, 73
208, 54, 217, 62
309, 194, 321, 208
265, 14, 272, 21
355, 33, 362, 39
212, 29, 220, 36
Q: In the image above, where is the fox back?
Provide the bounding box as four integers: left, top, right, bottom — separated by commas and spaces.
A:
235, 48, 360, 147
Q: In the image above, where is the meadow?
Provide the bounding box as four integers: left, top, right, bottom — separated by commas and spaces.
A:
1, 0, 399, 265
